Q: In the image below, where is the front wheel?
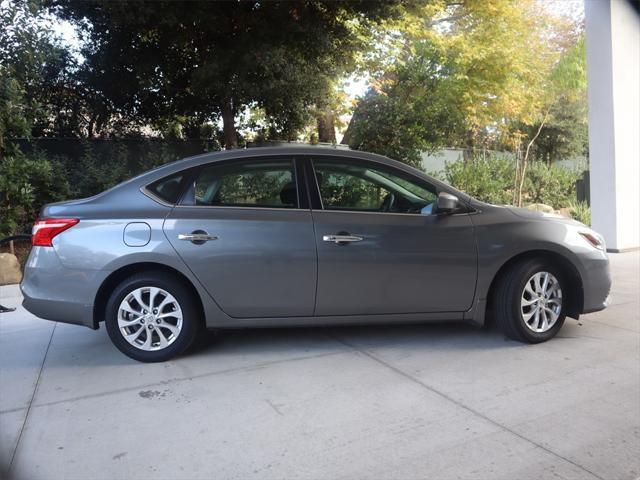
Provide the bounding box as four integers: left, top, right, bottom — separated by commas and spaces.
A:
494, 259, 566, 343
105, 272, 201, 362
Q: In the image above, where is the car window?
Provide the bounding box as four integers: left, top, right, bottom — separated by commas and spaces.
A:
193, 160, 297, 208
147, 173, 188, 204
313, 160, 437, 214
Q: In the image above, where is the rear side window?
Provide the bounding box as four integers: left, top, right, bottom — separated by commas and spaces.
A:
146, 173, 188, 204
193, 160, 297, 208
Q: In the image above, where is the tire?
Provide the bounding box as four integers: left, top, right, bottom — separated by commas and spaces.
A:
105, 272, 201, 362
494, 258, 566, 343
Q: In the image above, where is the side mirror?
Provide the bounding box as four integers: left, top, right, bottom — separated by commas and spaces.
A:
435, 192, 459, 214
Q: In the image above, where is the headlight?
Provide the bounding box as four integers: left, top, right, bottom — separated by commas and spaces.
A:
579, 231, 605, 251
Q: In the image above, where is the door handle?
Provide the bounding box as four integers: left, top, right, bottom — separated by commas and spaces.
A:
323, 234, 363, 244
178, 232, 218, 244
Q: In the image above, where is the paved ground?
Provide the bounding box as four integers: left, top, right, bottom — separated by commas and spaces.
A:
1, 252, 638, 480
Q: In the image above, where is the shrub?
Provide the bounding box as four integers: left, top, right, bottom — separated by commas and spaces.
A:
524, 161, 580, 209
443, 156, 515, 205
68, 143, 131, 198
569, 200, 591, 226
0, 151, 71, 236
443, 155, 581, 210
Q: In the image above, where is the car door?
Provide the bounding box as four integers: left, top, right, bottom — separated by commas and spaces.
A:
307, 156, 477, 316
163, 157, 317, 318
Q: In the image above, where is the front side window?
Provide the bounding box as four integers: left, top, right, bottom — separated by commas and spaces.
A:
313, 160, 437, 214
193, 160, 297, 208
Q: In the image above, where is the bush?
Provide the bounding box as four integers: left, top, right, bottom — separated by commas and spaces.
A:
0, 151, 71, 236
443, 156, 515, 205
524, 161, 580, 209
45, 139, 216, 199
1, 139, 218, 236
569, 200, 591, 226
443, 155, 581, 209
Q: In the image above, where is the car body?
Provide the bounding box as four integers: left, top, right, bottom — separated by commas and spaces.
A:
21, 146, 611, 361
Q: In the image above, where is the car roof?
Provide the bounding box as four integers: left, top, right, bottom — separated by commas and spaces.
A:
157, 146, 393, 171
120, 146, 471, 203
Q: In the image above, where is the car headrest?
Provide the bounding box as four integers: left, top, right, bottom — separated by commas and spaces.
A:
279, 182, 297, 206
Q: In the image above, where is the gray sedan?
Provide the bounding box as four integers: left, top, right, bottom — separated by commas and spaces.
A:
21, 146, 611, 362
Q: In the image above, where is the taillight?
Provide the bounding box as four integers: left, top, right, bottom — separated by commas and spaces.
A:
32, 218, 79, 247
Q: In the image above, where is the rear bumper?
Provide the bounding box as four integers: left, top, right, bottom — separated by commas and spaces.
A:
22, 292, 96, 329
20, 247, 108, 329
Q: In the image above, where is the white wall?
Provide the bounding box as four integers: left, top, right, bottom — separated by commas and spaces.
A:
585, 0, 640, 251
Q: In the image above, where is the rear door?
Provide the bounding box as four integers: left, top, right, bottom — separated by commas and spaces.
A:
164, 157, 317, 318
307, 156, 477, 316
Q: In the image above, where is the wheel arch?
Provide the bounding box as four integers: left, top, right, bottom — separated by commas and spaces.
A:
485, 249, 584, 320
93, 262, 206, 327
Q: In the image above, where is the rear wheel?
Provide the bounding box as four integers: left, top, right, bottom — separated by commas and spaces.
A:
494, 259, 566, 343
105, 272, 201, 362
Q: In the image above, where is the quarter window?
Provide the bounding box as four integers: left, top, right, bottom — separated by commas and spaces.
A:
193, 160, 297, 208
147, 173, 188, 204
313, 160, 437, 214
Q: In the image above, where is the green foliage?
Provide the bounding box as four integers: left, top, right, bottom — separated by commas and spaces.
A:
0, 139, 218, 236
345, 57, 465, 167
0, 73, 31, 156
345, 0, 564, 160
1, 0, 89, 142
514, 36, 588, 163
444, 156, 516, 205
0, 151, 71, 236
57, 140, 216, 199
443, 155, 581, 210
524, 161, 580, 209
569, 200, 591, 226
50, 0, 404, 146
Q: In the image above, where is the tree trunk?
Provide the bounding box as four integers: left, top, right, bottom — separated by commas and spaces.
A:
516, 111, 549, 207
316, 107, 336, 143
340, 115, 354, 146
222, 98, 237, 149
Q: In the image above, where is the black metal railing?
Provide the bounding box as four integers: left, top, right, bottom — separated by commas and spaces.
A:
0, 234, 32, 246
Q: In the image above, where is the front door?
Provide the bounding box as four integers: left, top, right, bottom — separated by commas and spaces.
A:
164, 158, 317, 318
308, 157, 477, 316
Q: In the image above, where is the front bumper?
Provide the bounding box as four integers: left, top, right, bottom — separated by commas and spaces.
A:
579, 253, 612, 314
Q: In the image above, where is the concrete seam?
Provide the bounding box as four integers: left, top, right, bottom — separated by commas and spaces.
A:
7, 322, 57, 473
0, 349, 345, 415
329, 333, 606, 480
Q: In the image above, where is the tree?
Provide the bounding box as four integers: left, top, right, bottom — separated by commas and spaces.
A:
342, 0, 569, 165
1, 0, 53, 152
517, 36, 588, 164
0, 1, 73, 234
512, 35, 587, 206
49, 0, 404, 148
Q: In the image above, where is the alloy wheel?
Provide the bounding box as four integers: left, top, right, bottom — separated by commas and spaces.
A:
117, 286, 183, 351
520, 271, 562, 333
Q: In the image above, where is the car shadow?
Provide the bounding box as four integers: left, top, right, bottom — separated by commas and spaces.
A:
187, 320, 517, 359
9, 318, 525, 369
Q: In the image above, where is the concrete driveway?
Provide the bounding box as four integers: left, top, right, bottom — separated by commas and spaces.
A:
1, 252, 638, 480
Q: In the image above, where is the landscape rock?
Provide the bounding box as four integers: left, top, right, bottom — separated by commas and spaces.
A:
0, 253, 22, 285
525, 203, 555, 214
